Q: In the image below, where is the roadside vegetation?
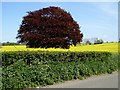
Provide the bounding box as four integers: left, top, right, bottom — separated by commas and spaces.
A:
2, 51, 118, 89
1, 42, 119, 89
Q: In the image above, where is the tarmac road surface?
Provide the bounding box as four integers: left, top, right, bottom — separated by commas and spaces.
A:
42, 72, 118, 88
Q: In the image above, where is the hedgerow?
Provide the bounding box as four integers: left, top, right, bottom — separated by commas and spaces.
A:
2, 51, 118, 89
2, 51, 112, 67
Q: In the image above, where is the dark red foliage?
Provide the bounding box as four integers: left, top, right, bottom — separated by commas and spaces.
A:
16, 6, 83, 49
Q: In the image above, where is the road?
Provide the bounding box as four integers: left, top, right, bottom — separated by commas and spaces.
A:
42, 72, 118, 88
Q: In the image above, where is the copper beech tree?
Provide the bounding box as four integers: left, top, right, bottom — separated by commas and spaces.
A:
16, 6, 83, 49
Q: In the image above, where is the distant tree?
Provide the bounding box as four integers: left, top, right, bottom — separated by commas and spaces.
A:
119, 38, 120, 42
99, 39, 104, 44
94, 39, 104, 44
2, 42, 20, 46
16, 6, 83, 49
85, 40, 91, 45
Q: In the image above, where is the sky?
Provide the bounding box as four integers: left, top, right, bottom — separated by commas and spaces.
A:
2, 2, 118, 43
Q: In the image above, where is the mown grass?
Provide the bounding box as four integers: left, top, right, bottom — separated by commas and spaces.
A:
1, 42, 118, 53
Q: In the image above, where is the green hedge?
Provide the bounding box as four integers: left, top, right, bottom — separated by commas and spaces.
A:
0, 67, 2, 90
2, 51, 112, 67
2, 51, 118, 89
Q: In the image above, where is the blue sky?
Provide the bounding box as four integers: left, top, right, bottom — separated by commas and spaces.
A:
2, 2, 118, 42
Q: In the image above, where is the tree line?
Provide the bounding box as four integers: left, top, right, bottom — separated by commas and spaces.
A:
1, 42, 21, 46
85, 39, 104, 45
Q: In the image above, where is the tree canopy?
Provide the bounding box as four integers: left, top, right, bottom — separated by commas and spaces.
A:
16, 6, 83, 49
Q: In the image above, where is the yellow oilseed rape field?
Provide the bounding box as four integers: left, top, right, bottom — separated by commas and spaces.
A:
1, 42, 119, 53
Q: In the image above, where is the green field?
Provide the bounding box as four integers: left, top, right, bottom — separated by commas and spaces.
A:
1, 42, 118, 53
